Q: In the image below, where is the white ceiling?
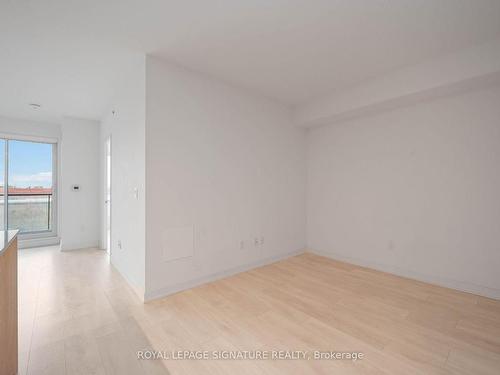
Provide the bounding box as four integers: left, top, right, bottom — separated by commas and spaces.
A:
1, 0, 500, 123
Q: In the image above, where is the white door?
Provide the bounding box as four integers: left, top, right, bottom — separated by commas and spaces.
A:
105, 136, 112, 255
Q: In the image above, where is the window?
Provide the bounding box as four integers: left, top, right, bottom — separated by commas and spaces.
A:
1, 137, 57, 238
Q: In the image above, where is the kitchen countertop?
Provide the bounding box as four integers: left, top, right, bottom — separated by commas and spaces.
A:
0, 230, 19, 255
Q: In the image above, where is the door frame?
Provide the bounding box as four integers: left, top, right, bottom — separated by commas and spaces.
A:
104, 135, 112, 256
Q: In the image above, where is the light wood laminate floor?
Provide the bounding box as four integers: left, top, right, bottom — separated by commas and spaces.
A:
19, 247, 500, 374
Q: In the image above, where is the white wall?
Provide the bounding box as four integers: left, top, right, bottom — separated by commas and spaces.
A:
60, 117, 100, 250
100, 60, 146, 297
307, 85, 500, 299
0, 116, 61, 140
145, 57, 306, 300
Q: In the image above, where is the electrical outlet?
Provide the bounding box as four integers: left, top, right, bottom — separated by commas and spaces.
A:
254, 238, 259, 246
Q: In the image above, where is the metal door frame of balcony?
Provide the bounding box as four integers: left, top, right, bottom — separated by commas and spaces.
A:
1, 133, 58, 241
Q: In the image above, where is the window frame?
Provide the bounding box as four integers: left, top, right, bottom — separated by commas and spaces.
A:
0, 133, 58, 240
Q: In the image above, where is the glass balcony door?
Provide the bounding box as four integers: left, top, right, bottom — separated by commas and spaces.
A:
1, 137, 57, 238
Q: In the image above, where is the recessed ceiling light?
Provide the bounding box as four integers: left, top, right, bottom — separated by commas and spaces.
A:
29, 103, 41, 109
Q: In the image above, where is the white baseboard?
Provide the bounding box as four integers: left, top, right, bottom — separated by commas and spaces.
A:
60, 241, 99, 251
19, 236, 60, 249
144, 248, 305, 302
308, 248, 500, 301
109, 261, 146, 303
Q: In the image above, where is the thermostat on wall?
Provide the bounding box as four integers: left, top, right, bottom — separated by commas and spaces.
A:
71, 185, 81, 191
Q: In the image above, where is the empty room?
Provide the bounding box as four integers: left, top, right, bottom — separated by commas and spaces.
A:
1, 1, 500, 374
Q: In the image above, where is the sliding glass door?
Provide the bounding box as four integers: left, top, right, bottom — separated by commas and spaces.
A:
1, 137, 57, 238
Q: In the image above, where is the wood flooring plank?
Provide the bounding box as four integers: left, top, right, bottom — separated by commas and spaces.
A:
20, 247, 500, 375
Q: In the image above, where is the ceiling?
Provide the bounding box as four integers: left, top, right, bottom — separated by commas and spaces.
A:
1, 0, 500, 123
